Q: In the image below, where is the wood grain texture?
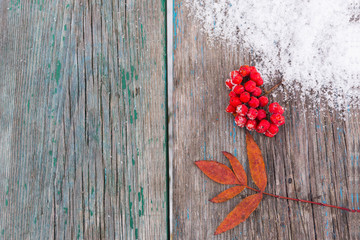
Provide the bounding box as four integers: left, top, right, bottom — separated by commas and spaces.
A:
0, 0, 167, 239
171, 2, 360, 239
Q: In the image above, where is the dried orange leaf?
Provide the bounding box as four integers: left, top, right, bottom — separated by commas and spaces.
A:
245, 132, 267, 191
210, 186, 246, 203
222, 151, 247, 186
195, 161, 240, 185
214, 193, 263, 235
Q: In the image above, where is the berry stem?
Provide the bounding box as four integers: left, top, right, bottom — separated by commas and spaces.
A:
263, 79, 284, 96
245, 186, 360, 213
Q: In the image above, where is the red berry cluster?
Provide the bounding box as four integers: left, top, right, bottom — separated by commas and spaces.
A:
225, 65, 285, 137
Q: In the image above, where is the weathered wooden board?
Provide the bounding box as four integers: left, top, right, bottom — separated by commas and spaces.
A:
0, 1, 167, 239
171, 2, 360, 239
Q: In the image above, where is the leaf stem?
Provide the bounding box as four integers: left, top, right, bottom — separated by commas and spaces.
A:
246, 186, 360, 213
263, 79, 283, 96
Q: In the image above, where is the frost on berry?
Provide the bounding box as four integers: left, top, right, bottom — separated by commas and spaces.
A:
230, 97, 242, 107
259, 96, 269, 107
245, 119, 257, 131
265, 131, 275, 138
256, 120, 270, 133
236, 104, 248, 116
252, 87, 262, 97
226, 104, 236, 113
248, 97, 260, 108
239, 92, 251, 103
247, 108, 258, 120
230, 71, 243, 84
233, 84, 245, 95
256, 109, 267, 120
235, 115, 247, 127
226, 79, 234, 90
270, 113, 285, 126
244, 80, 256, 92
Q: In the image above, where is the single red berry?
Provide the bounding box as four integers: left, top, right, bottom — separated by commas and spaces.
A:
230, 71, 243, 84
256, 109, 267, 120
235, 115, 247, 127
250, 66, 257, 73
256, 120, 270, 133
270, 113, 285, 126
247, 108, 258, 120
239, 65, 251, 77
259, 96, 269, 107
236, 104, 248, 116
269, 102, 281, 113
244, 80, 256, 92
225, 79, 234, 90
239, 92, 251, 103
250, 71, 262, 83
225, 104, 236, 113
229, 97, 242, 107
265, 131, 275, 138
245, 119, 257, 131
233, 84, 245, 95
267, 124, 279, 135
229, 91, 237, 98
248, 97, 260, 108
277, 105, 285, 114
252, 87, 262, 97
253, 76, 263, 86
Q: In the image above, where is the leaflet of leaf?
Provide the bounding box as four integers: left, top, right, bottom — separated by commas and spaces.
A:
210, 186, 246, 203
214, 193, 263, 235
245, 132, 267, 191
195, 161, 240, 185
222, 151, 247, 186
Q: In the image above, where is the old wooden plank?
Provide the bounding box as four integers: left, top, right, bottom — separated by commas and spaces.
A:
0, 0, 167, 239
171, 2, 360, 239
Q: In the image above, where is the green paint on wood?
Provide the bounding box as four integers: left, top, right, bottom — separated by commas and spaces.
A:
132, 157, 135, 166
134, 109, 138, 121
66, 4, 70, 8
49, 150, 53, 156
138, 187, 144, 217
27, 100, 30, 112
5, 199, 8, 206
91, 187, 94, 195
53, 157, 57, 167
55, 61, 61, 85
135, 228, 139, 239
1, 229, 4, 235
121, 68, 126, 90
90, 210, 93, 216
64, 25, 67, 31
24, 183, 27, 190
129, 185, 134, 229
64, 208, 68, 214
77, 224, 80, 239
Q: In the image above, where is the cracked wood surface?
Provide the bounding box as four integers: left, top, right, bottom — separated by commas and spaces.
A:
0, 1, 167, 239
